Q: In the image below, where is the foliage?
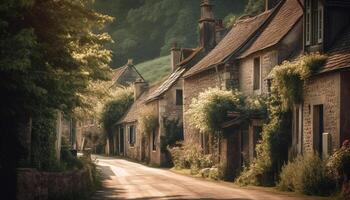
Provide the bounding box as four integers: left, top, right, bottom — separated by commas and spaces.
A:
187, 87, 244, 134
135, 55, 171, 84
327, 140, 350, 182
101, 87, 133, 137
30, 108, 59, 171
84, 131, 106, 154
140, 108, 158, 135
236, 54, 327, 186
93, 0, 245, 66
244, 0, 265, 16
223, 14, 239, 28
161, 118, 184, 152
270, 53, 327, 111
168, 142, 215, 172
278, 154, 336, 196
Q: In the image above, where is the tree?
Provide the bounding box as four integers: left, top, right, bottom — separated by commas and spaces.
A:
0, 0, 112, 198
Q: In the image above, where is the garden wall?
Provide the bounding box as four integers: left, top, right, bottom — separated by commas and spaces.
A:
17, 167, 92, 200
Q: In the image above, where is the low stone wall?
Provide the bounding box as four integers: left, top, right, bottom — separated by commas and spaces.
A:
17, 167, 92, 200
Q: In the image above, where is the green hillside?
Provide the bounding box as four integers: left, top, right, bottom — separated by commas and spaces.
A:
135, 56, 171, 84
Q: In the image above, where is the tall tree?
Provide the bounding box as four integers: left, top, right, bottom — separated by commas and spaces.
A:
0, 0, 112, 198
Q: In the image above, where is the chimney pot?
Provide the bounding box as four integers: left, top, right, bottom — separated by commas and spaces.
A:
127, 59, 133, 66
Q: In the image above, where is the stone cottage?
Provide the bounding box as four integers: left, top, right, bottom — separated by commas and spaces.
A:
183, 0, 303, 180
290, 0, 350, 158
75, 60, 144, 153
115, 0, 227, 166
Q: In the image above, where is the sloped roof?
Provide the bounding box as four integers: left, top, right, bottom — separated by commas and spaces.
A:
145, 48, 203, 102
184, 11, 272, 78
111, 65, 128, 81
111, 64, 144, 84
238, 0, 303, 58
145, 67, 186, 102
118, 84, 160, 124
320, 25, 350, 73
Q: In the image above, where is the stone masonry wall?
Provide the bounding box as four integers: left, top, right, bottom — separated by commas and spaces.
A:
239, 50, 278, 96
17, 167, 91, 200
303, 72, 341, 153
183, 68, 223, 145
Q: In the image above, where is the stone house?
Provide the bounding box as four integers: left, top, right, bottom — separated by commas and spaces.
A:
290, 0, 350, 158
75, 60, 144, 153
114, 0, 227, 166
183, 0, 303, 180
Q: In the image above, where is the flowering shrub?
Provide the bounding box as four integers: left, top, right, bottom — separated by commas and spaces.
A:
187, 87, 244, 134
327, 140, 350, 182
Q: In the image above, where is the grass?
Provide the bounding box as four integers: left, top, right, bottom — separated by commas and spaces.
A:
135, 55, 171, 84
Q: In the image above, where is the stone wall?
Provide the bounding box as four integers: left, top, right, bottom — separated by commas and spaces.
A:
239, 50, 278, 96
17, 167, 92, 200
303, 72, 341, 153
183, 68, 223, 145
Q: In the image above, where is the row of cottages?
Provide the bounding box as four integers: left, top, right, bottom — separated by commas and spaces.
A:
75, 60, 143, 153
113, 0, 227, 166
183, 0, 350, 180
183, 0, 303, 179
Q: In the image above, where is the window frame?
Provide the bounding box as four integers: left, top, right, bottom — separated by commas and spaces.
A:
128, 125, 136, 147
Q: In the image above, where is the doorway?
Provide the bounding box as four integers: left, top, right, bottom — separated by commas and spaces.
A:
313, 104, 324, 157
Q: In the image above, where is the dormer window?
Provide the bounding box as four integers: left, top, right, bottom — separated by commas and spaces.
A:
305, 0, 324, 46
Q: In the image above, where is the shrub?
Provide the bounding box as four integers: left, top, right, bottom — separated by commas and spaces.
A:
168, 142, 215, 173
327, 140, 350, 185
101, 88, 133, 137
187, 87, 244, 134
161, 118, 183, 152
139, 108, 158, 135
278, 154, 336, 196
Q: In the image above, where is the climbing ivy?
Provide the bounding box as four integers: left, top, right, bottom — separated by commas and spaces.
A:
236, 53, 327, 186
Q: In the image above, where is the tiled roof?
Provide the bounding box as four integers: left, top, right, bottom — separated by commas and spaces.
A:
238, 0, 303, 58
111, 65, 128, 81
320, 25, 350, 73
145, 48, 203, 102
118, 84, 160, 124
184, 11, 272, 78
145, 67, 186, 102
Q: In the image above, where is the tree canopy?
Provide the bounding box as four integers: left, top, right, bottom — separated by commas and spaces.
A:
93, 0, 246, 67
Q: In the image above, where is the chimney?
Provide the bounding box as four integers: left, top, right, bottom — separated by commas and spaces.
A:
171, 42, 181, 72
215, 19, 226, 44
199, 0, 216, 52
133, 78, 147, 100
127, 59, 133, 66
265, 0, 282, 10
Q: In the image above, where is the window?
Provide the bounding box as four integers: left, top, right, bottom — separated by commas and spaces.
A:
128, 125, 135, 147
253, 57, 261, 90
152, 129, 157, 151
305, 0, 323, 46
175, 89, 183, 105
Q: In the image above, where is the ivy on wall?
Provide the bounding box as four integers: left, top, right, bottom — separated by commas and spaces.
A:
236, 53, 328, 186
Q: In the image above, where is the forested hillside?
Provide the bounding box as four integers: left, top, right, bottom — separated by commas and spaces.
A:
93, 0, 247, 67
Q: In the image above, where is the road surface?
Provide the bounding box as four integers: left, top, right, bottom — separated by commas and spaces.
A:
92, 155, 322, 200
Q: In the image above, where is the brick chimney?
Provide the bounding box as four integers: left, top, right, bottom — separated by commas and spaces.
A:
170, 42, 181, 72
199, 0, 216, 52
265, 0, 282, 10
133, 78, 147, 100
